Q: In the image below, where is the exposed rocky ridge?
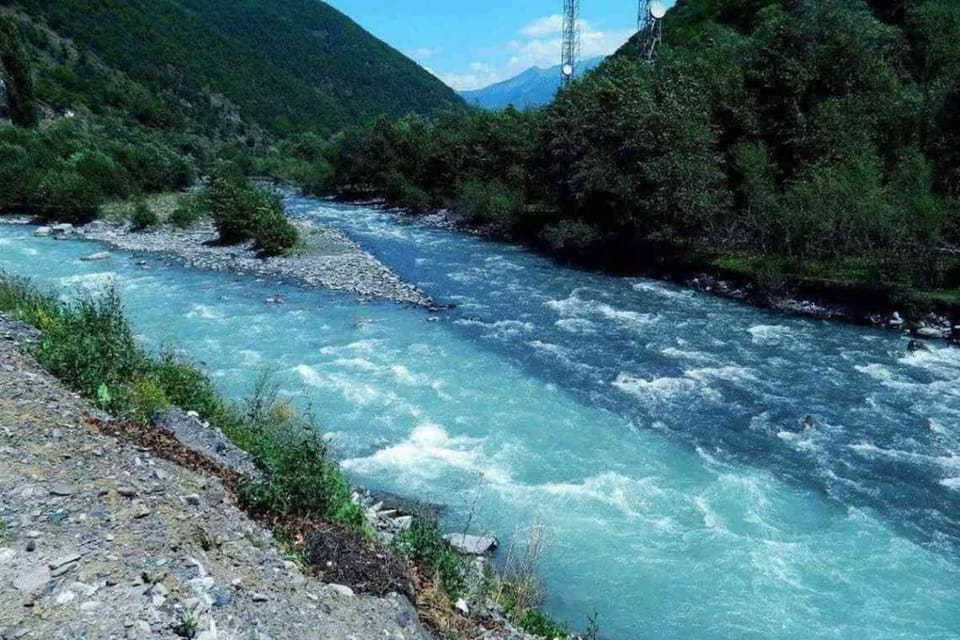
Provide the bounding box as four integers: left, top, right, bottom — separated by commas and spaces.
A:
0, 314, 433, 640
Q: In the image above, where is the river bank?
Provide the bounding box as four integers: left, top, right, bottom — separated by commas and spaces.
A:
0, 279, 564, 640
0, 314, 432, 640
10, 213, 434, 308
336, 197, 960, 345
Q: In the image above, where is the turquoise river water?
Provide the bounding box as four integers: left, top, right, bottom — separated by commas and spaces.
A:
1, 196, 959, 639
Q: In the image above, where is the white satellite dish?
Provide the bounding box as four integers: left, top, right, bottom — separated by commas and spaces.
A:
562, 63, 574, 77
650, 1, 667, 19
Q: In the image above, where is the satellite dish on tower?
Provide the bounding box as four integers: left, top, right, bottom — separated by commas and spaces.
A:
650, 1, 667, 19
562, 63, 574, 77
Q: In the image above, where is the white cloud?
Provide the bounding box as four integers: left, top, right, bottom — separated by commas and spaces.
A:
409, 47, 439, 61
444, 15, 634, 91
521, 15, 564, 38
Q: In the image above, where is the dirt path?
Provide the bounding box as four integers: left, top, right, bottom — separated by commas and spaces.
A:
0, 316, 431, 640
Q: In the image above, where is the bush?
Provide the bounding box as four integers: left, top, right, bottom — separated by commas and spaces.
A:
252, 208, 300, 257
32, 168, 101, 223
456, 180, 521, 226
232, 374, 363, 526
28, 288, 142, 410
130, 200, 159, 231
394, 519, 467, 598
168, 195, 205, 229
203, 177, 299, 256
539, 219, 601, 253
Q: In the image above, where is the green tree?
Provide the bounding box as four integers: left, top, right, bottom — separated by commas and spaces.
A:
0, 16, 40, 128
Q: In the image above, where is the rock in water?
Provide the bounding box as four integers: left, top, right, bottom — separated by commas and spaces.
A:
444, 534, 499, 555
915, 327, 945, 339
34, 226, 52, 237
80, 252, 111, 262
907, 339, 930, 353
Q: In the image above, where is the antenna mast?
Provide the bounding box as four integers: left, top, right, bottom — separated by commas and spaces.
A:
637, 1, 665, 62
561, 0, 580, 85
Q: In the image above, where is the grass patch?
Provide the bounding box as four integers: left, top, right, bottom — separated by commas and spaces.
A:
100, 192, 190, 226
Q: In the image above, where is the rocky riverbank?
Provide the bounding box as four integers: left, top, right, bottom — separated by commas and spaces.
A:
0, 315, 431, 640
357, 202, 960, 345
24, 217, 433, 308
0, 312, 553, 640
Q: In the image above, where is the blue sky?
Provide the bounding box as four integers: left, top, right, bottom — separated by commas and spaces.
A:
327, 0, 673, 91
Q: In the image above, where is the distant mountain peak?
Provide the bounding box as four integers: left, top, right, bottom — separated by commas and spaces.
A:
458, 57, 605, 110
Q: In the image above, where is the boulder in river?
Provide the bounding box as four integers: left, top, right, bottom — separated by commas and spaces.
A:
914, 326, 945, 339
444, 533, 499, 555
34, 226, 52, 237
51, 223, 74, 235
907, 339, 930, 353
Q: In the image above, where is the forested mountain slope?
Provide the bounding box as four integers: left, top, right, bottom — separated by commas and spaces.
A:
2, 0, 465, 134
317, 0, 960, 308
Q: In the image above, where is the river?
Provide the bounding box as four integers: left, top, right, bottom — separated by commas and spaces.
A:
2, 196, 959, 639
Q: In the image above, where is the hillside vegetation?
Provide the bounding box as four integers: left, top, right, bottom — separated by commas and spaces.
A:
2, 0, 464, 135
305, 0, 960, 305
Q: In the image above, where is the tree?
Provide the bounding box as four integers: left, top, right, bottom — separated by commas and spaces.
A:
0, 16, 40, 128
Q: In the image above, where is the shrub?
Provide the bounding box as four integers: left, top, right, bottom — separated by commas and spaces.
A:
28, 288, 142, 410
252, 208, 300, 257
0, 277, 363, 531
168, 195, 205, 229
204, 177, 299, 256
234, 374, 363, 526
117, 376, 169, 423
517, 611, 569, 639
130, 200, 159, 231
394, 519, 467, 598
32, 168, 101, 223
539, 219, 601, 253
456, 180, 521, 226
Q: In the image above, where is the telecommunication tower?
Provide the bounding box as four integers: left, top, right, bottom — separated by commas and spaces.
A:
637, 1, 666, 62
561, 0, 580, 85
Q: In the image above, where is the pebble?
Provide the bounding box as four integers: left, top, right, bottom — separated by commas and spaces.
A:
251, 592, 269, 602
328, 584, 354, 598
14, 566, 51, 595
48, 483, 76, 496
116, 485, 138, 498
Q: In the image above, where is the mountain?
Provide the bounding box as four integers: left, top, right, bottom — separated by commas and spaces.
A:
459, 57, 604, 110
2, 0, 465, 134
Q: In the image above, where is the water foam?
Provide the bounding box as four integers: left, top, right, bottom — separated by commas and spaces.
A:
342, 422, 509, 484
748, 324, 792, 346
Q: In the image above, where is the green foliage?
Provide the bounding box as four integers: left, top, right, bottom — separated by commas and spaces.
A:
0, 276, 364, 530
0, 16, 40, 127
322, 0, 960, 293
394, 519, 467, 599
130, 199, 159, 231
456, 180, 521, 226
539, 220, 601, 253
202, 177, 299, 256
168, 195, 205, 229
517, 611, 569, 640
8, 0, 465, 134
0, 118, 200, 223
235, 378, 363, 527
